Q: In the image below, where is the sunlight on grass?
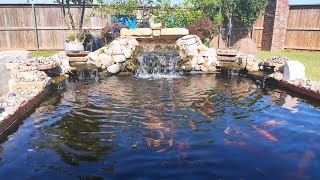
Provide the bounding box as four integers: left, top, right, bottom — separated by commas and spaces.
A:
32, 50, 59, 58
258, 50, 320, 81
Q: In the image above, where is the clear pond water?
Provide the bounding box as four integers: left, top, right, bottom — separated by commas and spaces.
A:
0, 74, 320, 179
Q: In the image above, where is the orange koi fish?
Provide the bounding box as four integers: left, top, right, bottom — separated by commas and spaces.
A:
254, 126, 278, 141
199, 110, 214, 121
156, 149, 167, 153
224, 139, 247, 146
205, 107, 214, 113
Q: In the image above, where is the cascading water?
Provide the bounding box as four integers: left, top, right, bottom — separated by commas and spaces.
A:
69, 64, 99, 81
135, 44, 180, 79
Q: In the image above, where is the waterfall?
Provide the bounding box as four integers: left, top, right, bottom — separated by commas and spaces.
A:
69, 64, 99, 81
135, 44, 180, 79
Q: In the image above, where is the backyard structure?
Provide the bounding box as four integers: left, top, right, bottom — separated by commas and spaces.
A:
0, 0, 319, 51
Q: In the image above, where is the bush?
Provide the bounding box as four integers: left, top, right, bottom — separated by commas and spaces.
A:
187, 17, 214, 43
101, 23, 124, 44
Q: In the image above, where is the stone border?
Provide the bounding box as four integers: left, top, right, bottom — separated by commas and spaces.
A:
0, 87, 51, 136
267, 78, 320, 101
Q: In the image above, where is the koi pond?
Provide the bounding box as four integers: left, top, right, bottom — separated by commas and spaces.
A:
0, 73, 320, 179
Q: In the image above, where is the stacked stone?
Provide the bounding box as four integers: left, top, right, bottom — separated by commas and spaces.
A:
264, 56, 288, 72
51, 52, 73, 74
265, 57, 320, 93
236, 53, 260, 72
0, 87, 40, 121
176, 35, 218, 72
0, 51, 64, 122
7, 58, 52, 90
88, 37, 139, 74
288, 79, 320, 93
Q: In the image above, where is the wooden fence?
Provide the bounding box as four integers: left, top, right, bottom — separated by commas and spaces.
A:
0, 3, 319, 51
285, 4, 320, 51
211, 14, 264, 49
0, 3, 109, 50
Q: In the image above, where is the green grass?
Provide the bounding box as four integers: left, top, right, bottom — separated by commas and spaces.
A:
32, 50, 59, 58
258, 49, 320, 81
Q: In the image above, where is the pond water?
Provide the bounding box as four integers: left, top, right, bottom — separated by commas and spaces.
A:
0, 74, 320, 179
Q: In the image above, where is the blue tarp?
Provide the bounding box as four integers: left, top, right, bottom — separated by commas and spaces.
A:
111, 15, 137, 31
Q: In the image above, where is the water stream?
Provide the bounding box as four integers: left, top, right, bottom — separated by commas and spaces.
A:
136, 44, 180, 79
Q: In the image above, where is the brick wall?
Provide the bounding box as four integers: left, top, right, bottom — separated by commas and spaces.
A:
261, 0, 289, 51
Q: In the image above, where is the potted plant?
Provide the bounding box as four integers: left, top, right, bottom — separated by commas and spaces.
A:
55, 0, 93, 52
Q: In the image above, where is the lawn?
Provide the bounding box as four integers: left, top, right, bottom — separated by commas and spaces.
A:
258, 49, 320, 81
32, 50, 59, 58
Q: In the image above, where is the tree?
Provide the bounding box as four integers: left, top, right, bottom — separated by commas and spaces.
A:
55, 0, 94, 42
188, 0, 268, 27
152, 0, 203, 28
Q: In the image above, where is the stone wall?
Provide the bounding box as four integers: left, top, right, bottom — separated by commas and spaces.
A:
0, 50, 35, 95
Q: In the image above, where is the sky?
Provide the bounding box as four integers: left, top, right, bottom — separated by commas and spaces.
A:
1, 0, 320, 4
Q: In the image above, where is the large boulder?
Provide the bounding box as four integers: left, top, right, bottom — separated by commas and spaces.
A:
232, 38, 258, 59
283, 60, 305, 81
127, 38, 139, 49
107, 63, 121, 74
111, 41, 122, 55
99, 54, 113, 66
122, 48, 132, 58
114, 55, 126, 63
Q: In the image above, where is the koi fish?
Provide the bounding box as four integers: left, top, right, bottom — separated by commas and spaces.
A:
199, 110, 214, 121
159, 131, 165, 139
177, 143, 190, 151
224, 139, 247, 146
298, 150, 314, 174
188, 121, 196, 130
224, 125, 231, 135
144, 112, 160, 121
156, 149, 167, 153
205, 107, 214, 113
194, 102, 205, 108
253, 126, 278, 141
261, 120, 286, 126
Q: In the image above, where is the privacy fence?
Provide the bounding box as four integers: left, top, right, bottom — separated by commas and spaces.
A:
0, 3, 319, 51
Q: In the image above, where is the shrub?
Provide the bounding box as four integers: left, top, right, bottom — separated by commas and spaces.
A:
101, 23, 124, 44
187, 17, 215, 42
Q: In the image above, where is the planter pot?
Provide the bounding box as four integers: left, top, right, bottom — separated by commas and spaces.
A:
64, 42, 84, 52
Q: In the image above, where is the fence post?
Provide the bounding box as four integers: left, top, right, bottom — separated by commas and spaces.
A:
251, 23, 254, 39
99, 3, 103, 29
32, 3, 39, 51
218, 26, 221, 49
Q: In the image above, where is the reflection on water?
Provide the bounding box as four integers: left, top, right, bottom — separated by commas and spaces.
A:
0, 74, 320, 179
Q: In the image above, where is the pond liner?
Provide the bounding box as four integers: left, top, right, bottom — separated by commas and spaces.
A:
266, 78, 320, 101
0, 87, 52, 138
